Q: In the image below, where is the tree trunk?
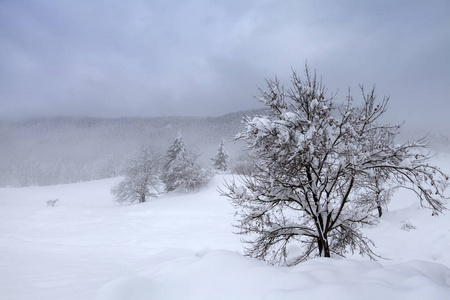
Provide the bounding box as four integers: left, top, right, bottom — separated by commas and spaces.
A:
323, 241, 331, 257
317, 236, 331, 257
377, 205, 383, 217
316, 214, 331, 258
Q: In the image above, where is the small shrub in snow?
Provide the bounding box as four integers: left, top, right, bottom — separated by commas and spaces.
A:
401, 220, 417, 231
222, 65, 448, 265
46, 199, 59, 207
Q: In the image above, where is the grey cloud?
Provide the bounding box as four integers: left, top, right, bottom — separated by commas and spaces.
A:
0, 0, 449, 131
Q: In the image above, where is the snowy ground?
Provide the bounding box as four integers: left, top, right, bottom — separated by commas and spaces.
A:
1, 157, 450, 299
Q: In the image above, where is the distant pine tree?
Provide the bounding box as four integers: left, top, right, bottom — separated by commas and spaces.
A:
162, 133, 187, 192
212, 139, 230, 172
162, 133, 211, 192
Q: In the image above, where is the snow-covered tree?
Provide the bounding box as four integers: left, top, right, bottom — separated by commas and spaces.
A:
212, 139, 230, 172
221, 66, 448, 265
163, 133, 210, 192
111, 147, 162, 204
162, 133, 188, 192
231, 152, 256, 176
178, 150, 211, 192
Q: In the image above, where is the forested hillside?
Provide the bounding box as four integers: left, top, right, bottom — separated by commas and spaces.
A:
1, 109, 449, 187
0, 110, 263, 187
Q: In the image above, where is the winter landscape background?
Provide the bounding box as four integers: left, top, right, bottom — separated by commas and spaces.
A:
1, 0, 450, 299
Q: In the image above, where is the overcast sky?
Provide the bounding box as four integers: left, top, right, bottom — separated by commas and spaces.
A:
0, 0, 449, 129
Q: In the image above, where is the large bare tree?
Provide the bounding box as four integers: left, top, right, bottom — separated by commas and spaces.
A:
222, 66, 448, 265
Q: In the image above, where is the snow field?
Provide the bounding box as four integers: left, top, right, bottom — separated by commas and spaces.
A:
1, 165, 450, 299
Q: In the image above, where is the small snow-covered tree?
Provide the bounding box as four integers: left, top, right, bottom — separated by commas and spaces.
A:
162, 133, 188, 192
221, 66, 448, 265
163, 133, 210, 192
231, 152, 256, 175
212, 139, 230, 172
111, 147, 162, 204
178, 150, 211, 192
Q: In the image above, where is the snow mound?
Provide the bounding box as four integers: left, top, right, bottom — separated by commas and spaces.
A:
97, 250, 450, 300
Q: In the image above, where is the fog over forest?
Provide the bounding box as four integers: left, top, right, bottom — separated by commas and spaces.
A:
0, 111, 258, 186
1, 108, 449, 187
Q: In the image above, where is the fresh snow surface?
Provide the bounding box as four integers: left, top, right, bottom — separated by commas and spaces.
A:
1, 158, 450, 300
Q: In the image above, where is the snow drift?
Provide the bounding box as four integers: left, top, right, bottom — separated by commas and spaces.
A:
1, 172, 450, 299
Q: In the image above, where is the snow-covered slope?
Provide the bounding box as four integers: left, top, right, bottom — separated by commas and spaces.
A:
1, 162, 450, 299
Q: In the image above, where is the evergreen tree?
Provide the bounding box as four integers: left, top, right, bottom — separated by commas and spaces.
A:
162, 133, 187, 192
212, 139, 230, 172
163, 133, 211, 192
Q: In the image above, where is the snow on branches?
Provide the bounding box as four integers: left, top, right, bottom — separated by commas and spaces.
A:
111, 146, 162, 204
162, 133, 211, 192
221, 66, 448, 265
